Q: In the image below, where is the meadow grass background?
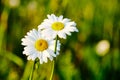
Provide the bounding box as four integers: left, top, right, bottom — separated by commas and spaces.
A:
0, 0, 120, 80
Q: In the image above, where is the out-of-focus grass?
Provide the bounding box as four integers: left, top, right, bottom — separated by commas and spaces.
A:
0, 0, 120, 80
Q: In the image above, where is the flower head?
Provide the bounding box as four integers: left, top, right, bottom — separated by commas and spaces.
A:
38, 14, 78, 39
21, 29, 60, 64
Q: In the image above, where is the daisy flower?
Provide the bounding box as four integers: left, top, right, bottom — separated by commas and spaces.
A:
38, 14, 78, 39
21, 29, 60, 64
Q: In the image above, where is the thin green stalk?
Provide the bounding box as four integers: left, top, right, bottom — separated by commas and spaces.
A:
50, 35, 58, 80
54, 35, 58, 54
50, 60, 55, 80
29, 60, 35, 80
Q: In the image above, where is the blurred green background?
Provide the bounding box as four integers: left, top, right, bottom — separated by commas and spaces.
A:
0, 0, 120, 80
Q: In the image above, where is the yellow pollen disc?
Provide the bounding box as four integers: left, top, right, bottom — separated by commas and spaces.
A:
52, 22, 64, 31
35, 39, 48, 51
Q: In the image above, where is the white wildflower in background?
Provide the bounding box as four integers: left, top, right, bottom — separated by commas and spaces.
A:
38, 14, 78, 39
96, 40, 110, 56
21, 29, 60, 64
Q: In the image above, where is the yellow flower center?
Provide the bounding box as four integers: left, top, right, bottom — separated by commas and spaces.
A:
35, 39, 48, 51
51, 22, 64, 31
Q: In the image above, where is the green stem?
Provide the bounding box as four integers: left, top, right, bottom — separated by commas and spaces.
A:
54, 35, 58, 54
50, 35, 58, 80
50, 60, 55, 80
29, 60, 36, 80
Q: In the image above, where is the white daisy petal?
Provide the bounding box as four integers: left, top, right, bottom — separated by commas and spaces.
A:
49, 56, 53, 61
32, 29, 40, 39
47, 14, 54, 21
23, 49, 33, 55
23, 46, 35, 55
43, 50, 51, 58
47, 49, 56, 57
38, 53, 43, 64
65, 31, 71, 35
57, 45, 60, 51
21, 38, 33, 46
56, 51, 59, 55
30, 53, 37, 60
67, 21, 76, 26
27, 55, 33, 60
40, 59, 43, 64
42, 53, 48, 63
38, 22, 50, 31
62, 18, 71, 23
27, 56, 32, 60
58, 15, 63, 21
58, 32, 66, 39
67, 26, 78, 32
51, 14, 57, 21
49, 45, 55, 51
27, 30, 37, 40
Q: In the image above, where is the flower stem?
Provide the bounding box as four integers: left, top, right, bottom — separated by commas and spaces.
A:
54, 35, 58, 54
29, 60, 36, 80
50, 35, 58, 80
50, 60, 55, 80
